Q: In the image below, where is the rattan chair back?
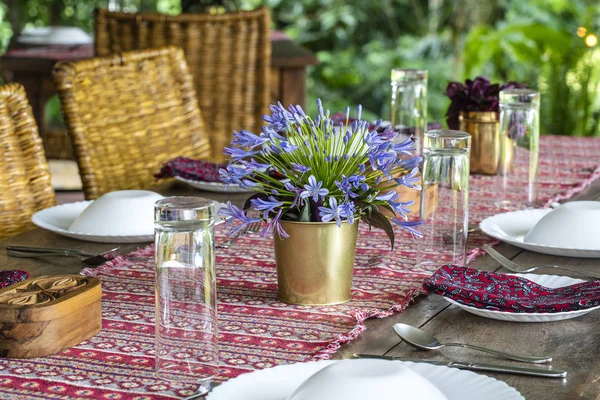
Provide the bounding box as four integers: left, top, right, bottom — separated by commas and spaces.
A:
94, 7, 271, 162
53, 46, 211, 199
0, 83, 55, 239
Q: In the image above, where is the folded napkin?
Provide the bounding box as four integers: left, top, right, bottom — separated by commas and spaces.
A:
0, 270, 29, 289
423, 265, 600, 313
155, 157, 227, 183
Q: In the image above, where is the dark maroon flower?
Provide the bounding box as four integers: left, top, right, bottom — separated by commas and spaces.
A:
445, 76, 526, 129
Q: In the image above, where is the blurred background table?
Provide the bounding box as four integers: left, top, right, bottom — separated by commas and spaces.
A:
0, 31, 318, 160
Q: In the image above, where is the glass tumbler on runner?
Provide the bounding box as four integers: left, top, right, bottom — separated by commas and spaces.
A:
390, 68, 428, 155
418, 130, 471, 268
154, 197, 218, 383
496, 89, 541, 210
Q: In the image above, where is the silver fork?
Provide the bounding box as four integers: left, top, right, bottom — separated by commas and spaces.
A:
483, 244, 600, 279
217, 220, 262, 249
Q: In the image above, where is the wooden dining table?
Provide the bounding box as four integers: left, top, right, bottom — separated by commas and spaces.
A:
1, 177, 600, 399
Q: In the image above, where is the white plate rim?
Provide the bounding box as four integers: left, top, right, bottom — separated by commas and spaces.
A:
32, 200, 226, 243
175, 176, 253, 193
479, 208, 600, 257
208, 359, 523, 400
442, 273, 600, 320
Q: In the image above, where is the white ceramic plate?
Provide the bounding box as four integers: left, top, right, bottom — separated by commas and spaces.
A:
32, 201, 227, 243
444, 273, 600, 322
175, 176, 253, 193
479, 209, 600, 258
208, 360, 523, 400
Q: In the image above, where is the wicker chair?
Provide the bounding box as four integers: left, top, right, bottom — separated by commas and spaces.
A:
94, 7, 271, 163
53, 46, 211, 199
0, 83, 56, 239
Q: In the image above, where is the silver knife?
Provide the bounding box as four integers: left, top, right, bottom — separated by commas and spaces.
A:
353, 354, 567, 378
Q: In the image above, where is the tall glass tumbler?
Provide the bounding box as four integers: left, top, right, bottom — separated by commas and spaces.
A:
390, 69, 428, 155
154, 197, 218, 383
496, 89, 540, 210
418, 130, 471, 268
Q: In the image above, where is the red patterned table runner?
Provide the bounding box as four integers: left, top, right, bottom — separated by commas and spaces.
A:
0, 136, 598, 399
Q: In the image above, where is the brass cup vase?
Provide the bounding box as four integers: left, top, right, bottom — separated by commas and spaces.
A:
274, 220, 359, 306
459, 111, 506, 175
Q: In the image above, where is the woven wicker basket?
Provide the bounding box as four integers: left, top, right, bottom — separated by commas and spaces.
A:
53, 46, 211, 200
0, 83, 56, 239
94, 7, 271, 163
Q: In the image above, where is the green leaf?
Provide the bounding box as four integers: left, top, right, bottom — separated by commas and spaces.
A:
299, 199, 311, 222
368, 209, 395, 250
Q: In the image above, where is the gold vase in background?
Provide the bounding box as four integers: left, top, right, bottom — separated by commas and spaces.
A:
459, 111, 502, 175
274, 220, 359, 305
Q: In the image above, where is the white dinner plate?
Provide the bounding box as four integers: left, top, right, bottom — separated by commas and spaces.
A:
208, 360, 523, 400
175, 176, 253, 193
479, 208, 600, 258
32, 201, 226, 243
443, 273, 600, 322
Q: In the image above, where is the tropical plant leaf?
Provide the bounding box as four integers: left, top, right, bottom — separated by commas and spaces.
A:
299, 199, 311, 222
368, 209, 395, 250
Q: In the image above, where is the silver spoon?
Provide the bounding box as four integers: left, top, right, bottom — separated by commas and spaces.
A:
183, 381, 219, 400
393, 323, 552, 364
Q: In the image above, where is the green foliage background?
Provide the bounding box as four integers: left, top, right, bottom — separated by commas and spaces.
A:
2, 0, 600, 136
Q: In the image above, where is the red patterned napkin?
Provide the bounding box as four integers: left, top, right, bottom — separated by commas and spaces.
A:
423, 265, 600, 313
155, 157, 226, 182
0, 270, 29, 289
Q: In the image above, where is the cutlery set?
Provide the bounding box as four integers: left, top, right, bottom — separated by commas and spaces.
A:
354, 322, 566, 379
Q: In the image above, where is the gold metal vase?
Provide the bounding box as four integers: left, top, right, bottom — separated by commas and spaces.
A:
274, 220, 359, 305
459, 111, 504, 175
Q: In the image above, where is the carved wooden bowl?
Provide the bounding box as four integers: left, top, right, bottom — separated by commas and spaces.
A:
0, 275, 101, 358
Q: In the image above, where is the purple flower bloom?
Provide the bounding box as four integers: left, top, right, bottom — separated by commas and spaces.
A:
231, 130, 269, 149
279, 141, 298, 153
392, 136, 416, 156
217, 201, 261, 236
263, 102, 293, 131
300, 175, 329, 202
375, 191, 398, 201
250, 196, 284, 219
339, 201, 356, 224
335, 175, 359, 199
391, 219, 424, 238
291, 162, 310, 174
394, 168, 421, 190
318, 197, 343, 227
223, 147, 258, 161
260, 208, 289, 239
390, 200, 414, 218
260, 126, 286, 142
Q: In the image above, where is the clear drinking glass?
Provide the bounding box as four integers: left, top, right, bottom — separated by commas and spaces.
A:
390, 69, 428, 155
496, 89, 540, 210
154, 197, 218, 383
418, 130, 471, 268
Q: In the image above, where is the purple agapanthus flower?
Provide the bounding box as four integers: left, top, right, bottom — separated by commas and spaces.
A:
390, 200, 414, 218
318, 197, 343, 227
250, 196, 284, 219
375, 191, 398, 201
392, 136, 416, 156
263, 102, 293, 131
260, 208, 289, 239
300, 175, 329, 202
391, 219, 424, 238
394, 168, 421, 190
279, 141, 298, 153
217, 201, 262, 236
232, 130, 269, 149
339, 201, 356, 224
223, 147, 259, 161
291, 162, 310, 174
